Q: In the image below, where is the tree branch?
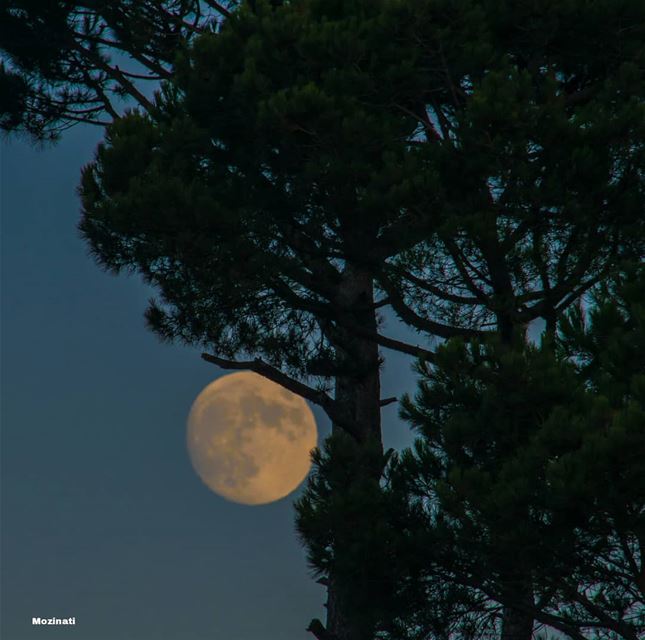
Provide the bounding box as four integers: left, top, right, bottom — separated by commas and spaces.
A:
441, 236, 492, 303
71, 41, 156, 113
201, 0, 232, 18
390, 264, 481, 305
271, 276, 439, 361
201, 352, 360, 438
394, 102, 442, 142
373, 210, 432, 259
563, 585, 640, 640
79, 66, 120, 120
307, 618, 337, 640
371, 330, 437, 362
75, 31, 173, 79
379, 273, 485, 339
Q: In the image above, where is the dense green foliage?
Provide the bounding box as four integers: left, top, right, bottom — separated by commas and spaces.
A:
78, 0, 645, 382
381, 0, 645, 339
391, 267, 645, 639
78, 1, 428, 375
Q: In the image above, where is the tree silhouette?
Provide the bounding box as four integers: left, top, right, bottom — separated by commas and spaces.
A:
4, 1, 644, 638
392, 265, 644, 640
0, 0, 231, 139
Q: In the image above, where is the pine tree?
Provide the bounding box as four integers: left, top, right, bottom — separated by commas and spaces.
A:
393, 265, 645, 640
4, 2, 644, 638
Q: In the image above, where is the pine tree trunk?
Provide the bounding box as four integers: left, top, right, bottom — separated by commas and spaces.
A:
326, 265, 383, 640
497, 314, 534, 640
329, 265, 382, 447
501, 602, 534, 640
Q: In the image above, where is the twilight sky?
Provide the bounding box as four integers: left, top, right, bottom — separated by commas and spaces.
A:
0, 125, 416, 640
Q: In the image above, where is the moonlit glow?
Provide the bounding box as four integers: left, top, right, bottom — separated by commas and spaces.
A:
186, 372, 318, 505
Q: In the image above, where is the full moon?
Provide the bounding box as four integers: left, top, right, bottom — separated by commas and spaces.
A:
186, 372, 318, 505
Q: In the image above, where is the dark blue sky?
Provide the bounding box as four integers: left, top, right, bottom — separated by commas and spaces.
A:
1, 125, 416, 640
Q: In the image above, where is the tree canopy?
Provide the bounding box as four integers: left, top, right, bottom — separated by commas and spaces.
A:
387, 266, 645, 640
78, 0, 644, 398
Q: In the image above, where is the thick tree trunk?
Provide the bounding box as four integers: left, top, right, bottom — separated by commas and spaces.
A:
330, 264, 382, 448
501, 600, 534, 640
497, 313, 534, 640
325, 265, 383, 640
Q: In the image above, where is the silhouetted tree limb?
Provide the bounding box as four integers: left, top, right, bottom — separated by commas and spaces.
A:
200, 352, 360, 439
